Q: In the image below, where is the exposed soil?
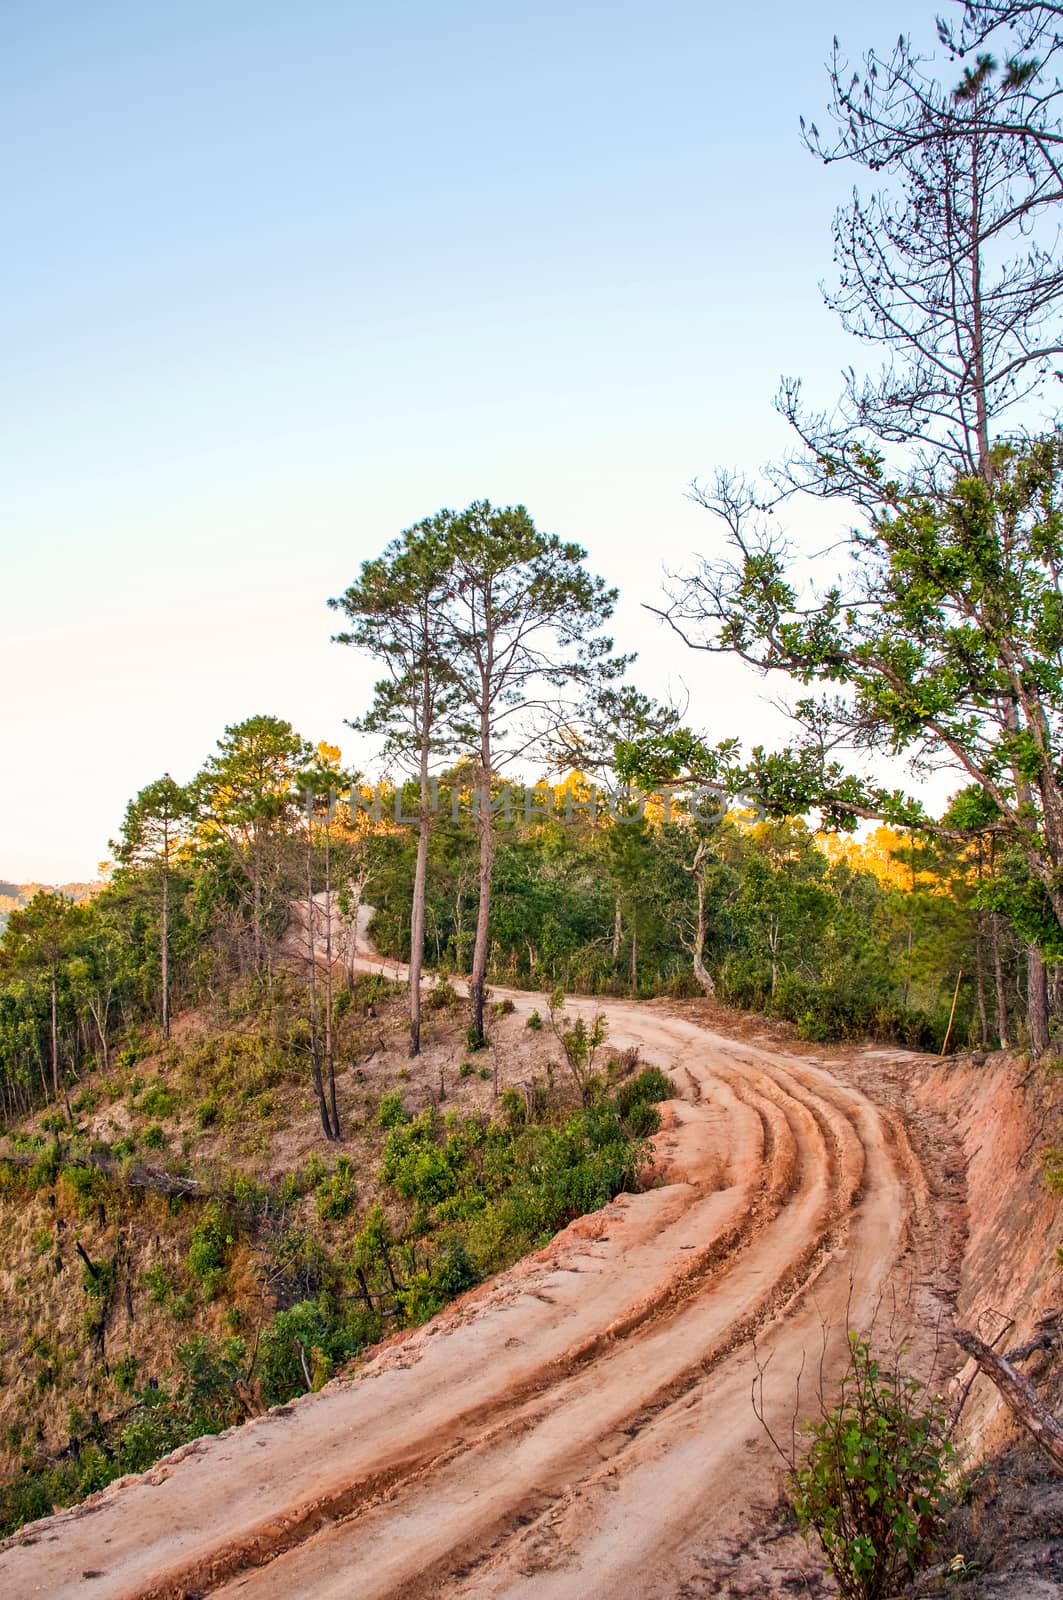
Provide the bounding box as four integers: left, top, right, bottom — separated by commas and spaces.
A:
0, 906, 1057, 1599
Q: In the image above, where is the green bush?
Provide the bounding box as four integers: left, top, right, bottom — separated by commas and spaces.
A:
526, 1009, 543, 1031
316, 1160, 357, 1220
142, 1125, 166, 1150
112, 1355, 137, 1393
60, 1163, 107, 1215
137, 1083, 178, 1119
788, 1336, 953, 1600
143, 1262, 173, 1304
195, 1098, 219, 1129
186, 1205, 233, 1296
425, 980, 459, 1012
613, 1065, 672, 1121
377, 1092, 408, 1129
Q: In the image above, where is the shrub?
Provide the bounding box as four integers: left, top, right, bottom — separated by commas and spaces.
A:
526, 1009, 543, 1031
548, 989, 608, 1102
377, 1092, 408, 1130
143, 1263, 172, 1304
112, 1355, 137, 1393
492, 997, 515, 1017
143, 1125, 166, 1150
425, 980, 459, 1012
316, 1161, 357, 1221
613, 1066, 672, 1124
186, 1205, 233, 1296
465, 1026, 487, 1052
788, 1336, 953, 1600
60, 1163, 107, 1216
194, 1094, 219, 1132
138, 1083, 178, 1119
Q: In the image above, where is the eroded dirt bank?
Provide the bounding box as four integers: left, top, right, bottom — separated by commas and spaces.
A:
0, 957, 977, 1600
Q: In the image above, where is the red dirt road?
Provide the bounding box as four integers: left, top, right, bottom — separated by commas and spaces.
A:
0, 979, 954, 1599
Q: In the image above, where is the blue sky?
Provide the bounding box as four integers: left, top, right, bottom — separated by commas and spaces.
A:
2, 0, 932, 880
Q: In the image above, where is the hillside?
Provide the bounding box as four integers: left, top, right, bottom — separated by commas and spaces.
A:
0, 936, 673, 1541
1, 959, 1059, 1598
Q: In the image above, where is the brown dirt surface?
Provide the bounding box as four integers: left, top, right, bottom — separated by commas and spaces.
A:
0, 899, 979, 1600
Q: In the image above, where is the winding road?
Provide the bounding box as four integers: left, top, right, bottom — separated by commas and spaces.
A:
0, 947, 956, 1599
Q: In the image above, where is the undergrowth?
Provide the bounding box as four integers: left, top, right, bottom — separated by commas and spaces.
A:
0, 1061, 671, 1538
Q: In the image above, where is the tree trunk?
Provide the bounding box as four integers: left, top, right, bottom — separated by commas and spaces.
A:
612, 895, 622, 963
974, 912, 989, 1048
408, 730, 432, 1056
50, 972, 59, 1101
161, 847, 170, 1041
323, 814, 340, 1138
305, 825, 333, 1140
953, 1326, 1063, 1471
1027, 945, 1050, 1056
629, 920, 638, 999
251, 843, 263, 973
689, 840, 715, 998
469, 763, 493, 1046
991, 912, 1009, 1047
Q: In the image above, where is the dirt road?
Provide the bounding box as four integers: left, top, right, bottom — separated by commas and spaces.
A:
0, 948, 956, 1599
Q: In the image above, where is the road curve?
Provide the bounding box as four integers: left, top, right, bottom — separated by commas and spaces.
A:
0, 973, 945, 1599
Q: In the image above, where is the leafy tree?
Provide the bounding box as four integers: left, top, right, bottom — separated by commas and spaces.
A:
112, 775, 196, 1038
436, 501, 621, 1044
331, 522, 458, 1055
658, 437, 1063, 1049
195, 716, 312, 974
0, 892, 74, 1101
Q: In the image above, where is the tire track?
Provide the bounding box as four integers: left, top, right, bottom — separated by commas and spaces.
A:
0, 984, 946, 1600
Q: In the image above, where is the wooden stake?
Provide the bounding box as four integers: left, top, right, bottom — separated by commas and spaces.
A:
941, 969, 963, 1057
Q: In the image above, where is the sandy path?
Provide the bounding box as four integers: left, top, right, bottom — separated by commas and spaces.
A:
0, 928, 951, 1599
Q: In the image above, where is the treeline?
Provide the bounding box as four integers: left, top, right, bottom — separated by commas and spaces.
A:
0, 715, 366, 1129
1, 708, 1048, 1134
370, 783, 1035, 1050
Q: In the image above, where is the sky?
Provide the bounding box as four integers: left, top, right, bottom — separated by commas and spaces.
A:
2, 0, 944, 882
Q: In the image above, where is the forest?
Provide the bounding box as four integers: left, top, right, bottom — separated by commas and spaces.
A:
0, 715, 1025, 1131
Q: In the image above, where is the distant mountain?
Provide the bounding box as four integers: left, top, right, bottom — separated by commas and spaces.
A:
0, 879, 102, 938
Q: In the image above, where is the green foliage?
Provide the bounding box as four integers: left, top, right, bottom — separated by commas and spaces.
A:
376, 1092, 408, 1129
186, 1205, 234, 1296
143, 1262, 173, 1304
60, 1163, 106, 1216
789, 1337, 954, 1600
548, 989, 608, 1102
111, 1355, 137, 1393
315, 1159, 357, 1220
136, 1082, 178, 1118
425, 980, 459, 1012
526, 1009, 543, 1030
80, 1257, 115, 1301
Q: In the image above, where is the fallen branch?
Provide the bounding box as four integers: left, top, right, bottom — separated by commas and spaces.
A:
953, 1326, 1063, 1470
